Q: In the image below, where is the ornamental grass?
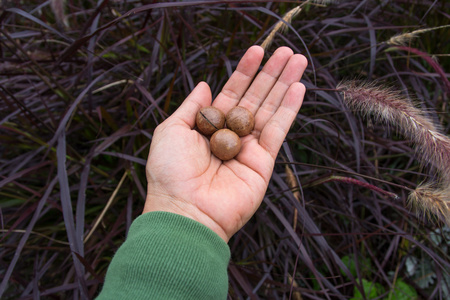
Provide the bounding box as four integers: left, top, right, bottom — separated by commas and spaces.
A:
1, 0, 449, 299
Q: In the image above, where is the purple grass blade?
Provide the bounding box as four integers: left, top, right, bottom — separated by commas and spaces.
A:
20, 253, 59, 298
100, 151, 146, 166
92, 125, 132, 155
362, 14, 376, 80
395, 46, 450, 96
49, 61, 132, 146
228, 264, 257, 299
129, 165, 146, 200
39, 279, 100, 297
56, 131, 88, 298
5, 8, 72, 42
0, 160, 51, 190
126, 188, 133, 237
135, 83, 168, 119
76, 156, 92, 257
0, 176, 57, 297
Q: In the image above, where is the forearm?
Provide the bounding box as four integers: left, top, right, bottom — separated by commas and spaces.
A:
96, 211, 230, 299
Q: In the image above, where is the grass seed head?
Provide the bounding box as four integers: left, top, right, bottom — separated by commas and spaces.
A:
386, 25, 450, 46
261, 6, 302, 50
337, 80, 450, 182
408, 183, 450, 225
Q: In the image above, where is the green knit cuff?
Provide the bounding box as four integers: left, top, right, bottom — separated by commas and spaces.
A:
96, 211, 230, 299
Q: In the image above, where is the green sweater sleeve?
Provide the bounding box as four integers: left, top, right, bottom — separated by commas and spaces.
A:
96, 211, 230, 299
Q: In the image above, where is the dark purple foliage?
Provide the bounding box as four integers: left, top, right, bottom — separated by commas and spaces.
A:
1, 0, 449, 299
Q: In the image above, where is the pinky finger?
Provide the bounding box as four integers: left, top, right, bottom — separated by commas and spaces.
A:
258, 82, 305, 159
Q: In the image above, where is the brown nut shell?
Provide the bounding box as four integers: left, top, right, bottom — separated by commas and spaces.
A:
210, 129, 241, 161
196, 106, 225, 136
225, 106, 255, 137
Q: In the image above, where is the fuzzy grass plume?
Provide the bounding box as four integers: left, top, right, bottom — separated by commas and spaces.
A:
386, 25, 450, 46
260, 0, 336, 50
408, 183, 450, 225
337, 80, 450, 180
261, 6, 302, 50
337, 80, 450, 224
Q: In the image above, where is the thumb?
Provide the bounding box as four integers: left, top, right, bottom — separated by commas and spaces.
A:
171, 81, 212, 128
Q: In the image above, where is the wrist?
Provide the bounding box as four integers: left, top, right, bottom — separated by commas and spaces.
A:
143, 192, 230, 243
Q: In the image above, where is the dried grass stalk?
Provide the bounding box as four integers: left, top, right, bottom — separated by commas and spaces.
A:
285, 165, 301, 232
261, 6, 302, 50
386, 25, 450, 46
285, 165, 301, 201
310, 0, 335, 4
51, 0, 68, 28
288, 274, 304, 300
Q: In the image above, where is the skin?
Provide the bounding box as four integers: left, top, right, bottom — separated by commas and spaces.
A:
143, 46, 307, 242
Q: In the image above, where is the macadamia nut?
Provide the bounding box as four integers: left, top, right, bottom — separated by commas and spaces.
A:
225, 106, 255, 137
196, 106, 225, 136
210, 129, 241, 160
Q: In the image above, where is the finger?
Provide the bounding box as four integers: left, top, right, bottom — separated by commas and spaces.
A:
238, 47, 294, 114
259, 82, 306, 160
170, 81, 212, 128
254, 54, 308, 133
213, 45, 264, 114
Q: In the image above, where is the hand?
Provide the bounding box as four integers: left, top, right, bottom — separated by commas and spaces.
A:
143, 46, 307, 242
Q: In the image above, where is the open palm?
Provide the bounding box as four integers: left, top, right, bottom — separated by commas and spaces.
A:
144, 46, 307, 242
